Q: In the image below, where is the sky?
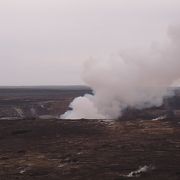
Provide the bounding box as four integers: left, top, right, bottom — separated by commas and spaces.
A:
0, 0, 180, 85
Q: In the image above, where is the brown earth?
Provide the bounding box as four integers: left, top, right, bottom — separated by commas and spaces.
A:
0, 87, 91, 119
0, 119, 180, 180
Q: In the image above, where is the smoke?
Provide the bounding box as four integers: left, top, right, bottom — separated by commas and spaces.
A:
61, 26, 180, 119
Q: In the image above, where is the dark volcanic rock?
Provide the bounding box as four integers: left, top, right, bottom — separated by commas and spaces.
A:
0, 87, 91, 120
0, 119, 180, 180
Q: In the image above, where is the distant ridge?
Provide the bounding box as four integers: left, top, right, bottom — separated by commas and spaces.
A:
0, 85, 91, 91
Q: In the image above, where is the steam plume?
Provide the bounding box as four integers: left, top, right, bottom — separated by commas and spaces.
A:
61, 26, 180, 119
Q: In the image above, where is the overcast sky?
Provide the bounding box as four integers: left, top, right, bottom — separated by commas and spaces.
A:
0, 0, 179, 85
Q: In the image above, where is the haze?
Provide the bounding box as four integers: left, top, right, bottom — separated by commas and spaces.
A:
0, 0, 180, 85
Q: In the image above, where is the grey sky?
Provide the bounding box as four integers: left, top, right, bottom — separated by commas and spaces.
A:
0, 0, 180, 85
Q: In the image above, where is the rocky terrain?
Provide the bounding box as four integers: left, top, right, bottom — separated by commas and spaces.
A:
0, 87, 180, 180
0, 87, 180, 121
0, 86, 91, 120
0, 119, 180, 180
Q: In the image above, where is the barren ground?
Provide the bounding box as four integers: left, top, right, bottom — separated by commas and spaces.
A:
0, 119, 180, 180
0, 87, 180, 180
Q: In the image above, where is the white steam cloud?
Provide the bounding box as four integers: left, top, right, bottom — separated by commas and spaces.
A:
61, 26, 180, 119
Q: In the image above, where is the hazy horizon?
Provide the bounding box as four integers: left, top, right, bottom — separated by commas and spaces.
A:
0, 0, 180, 85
